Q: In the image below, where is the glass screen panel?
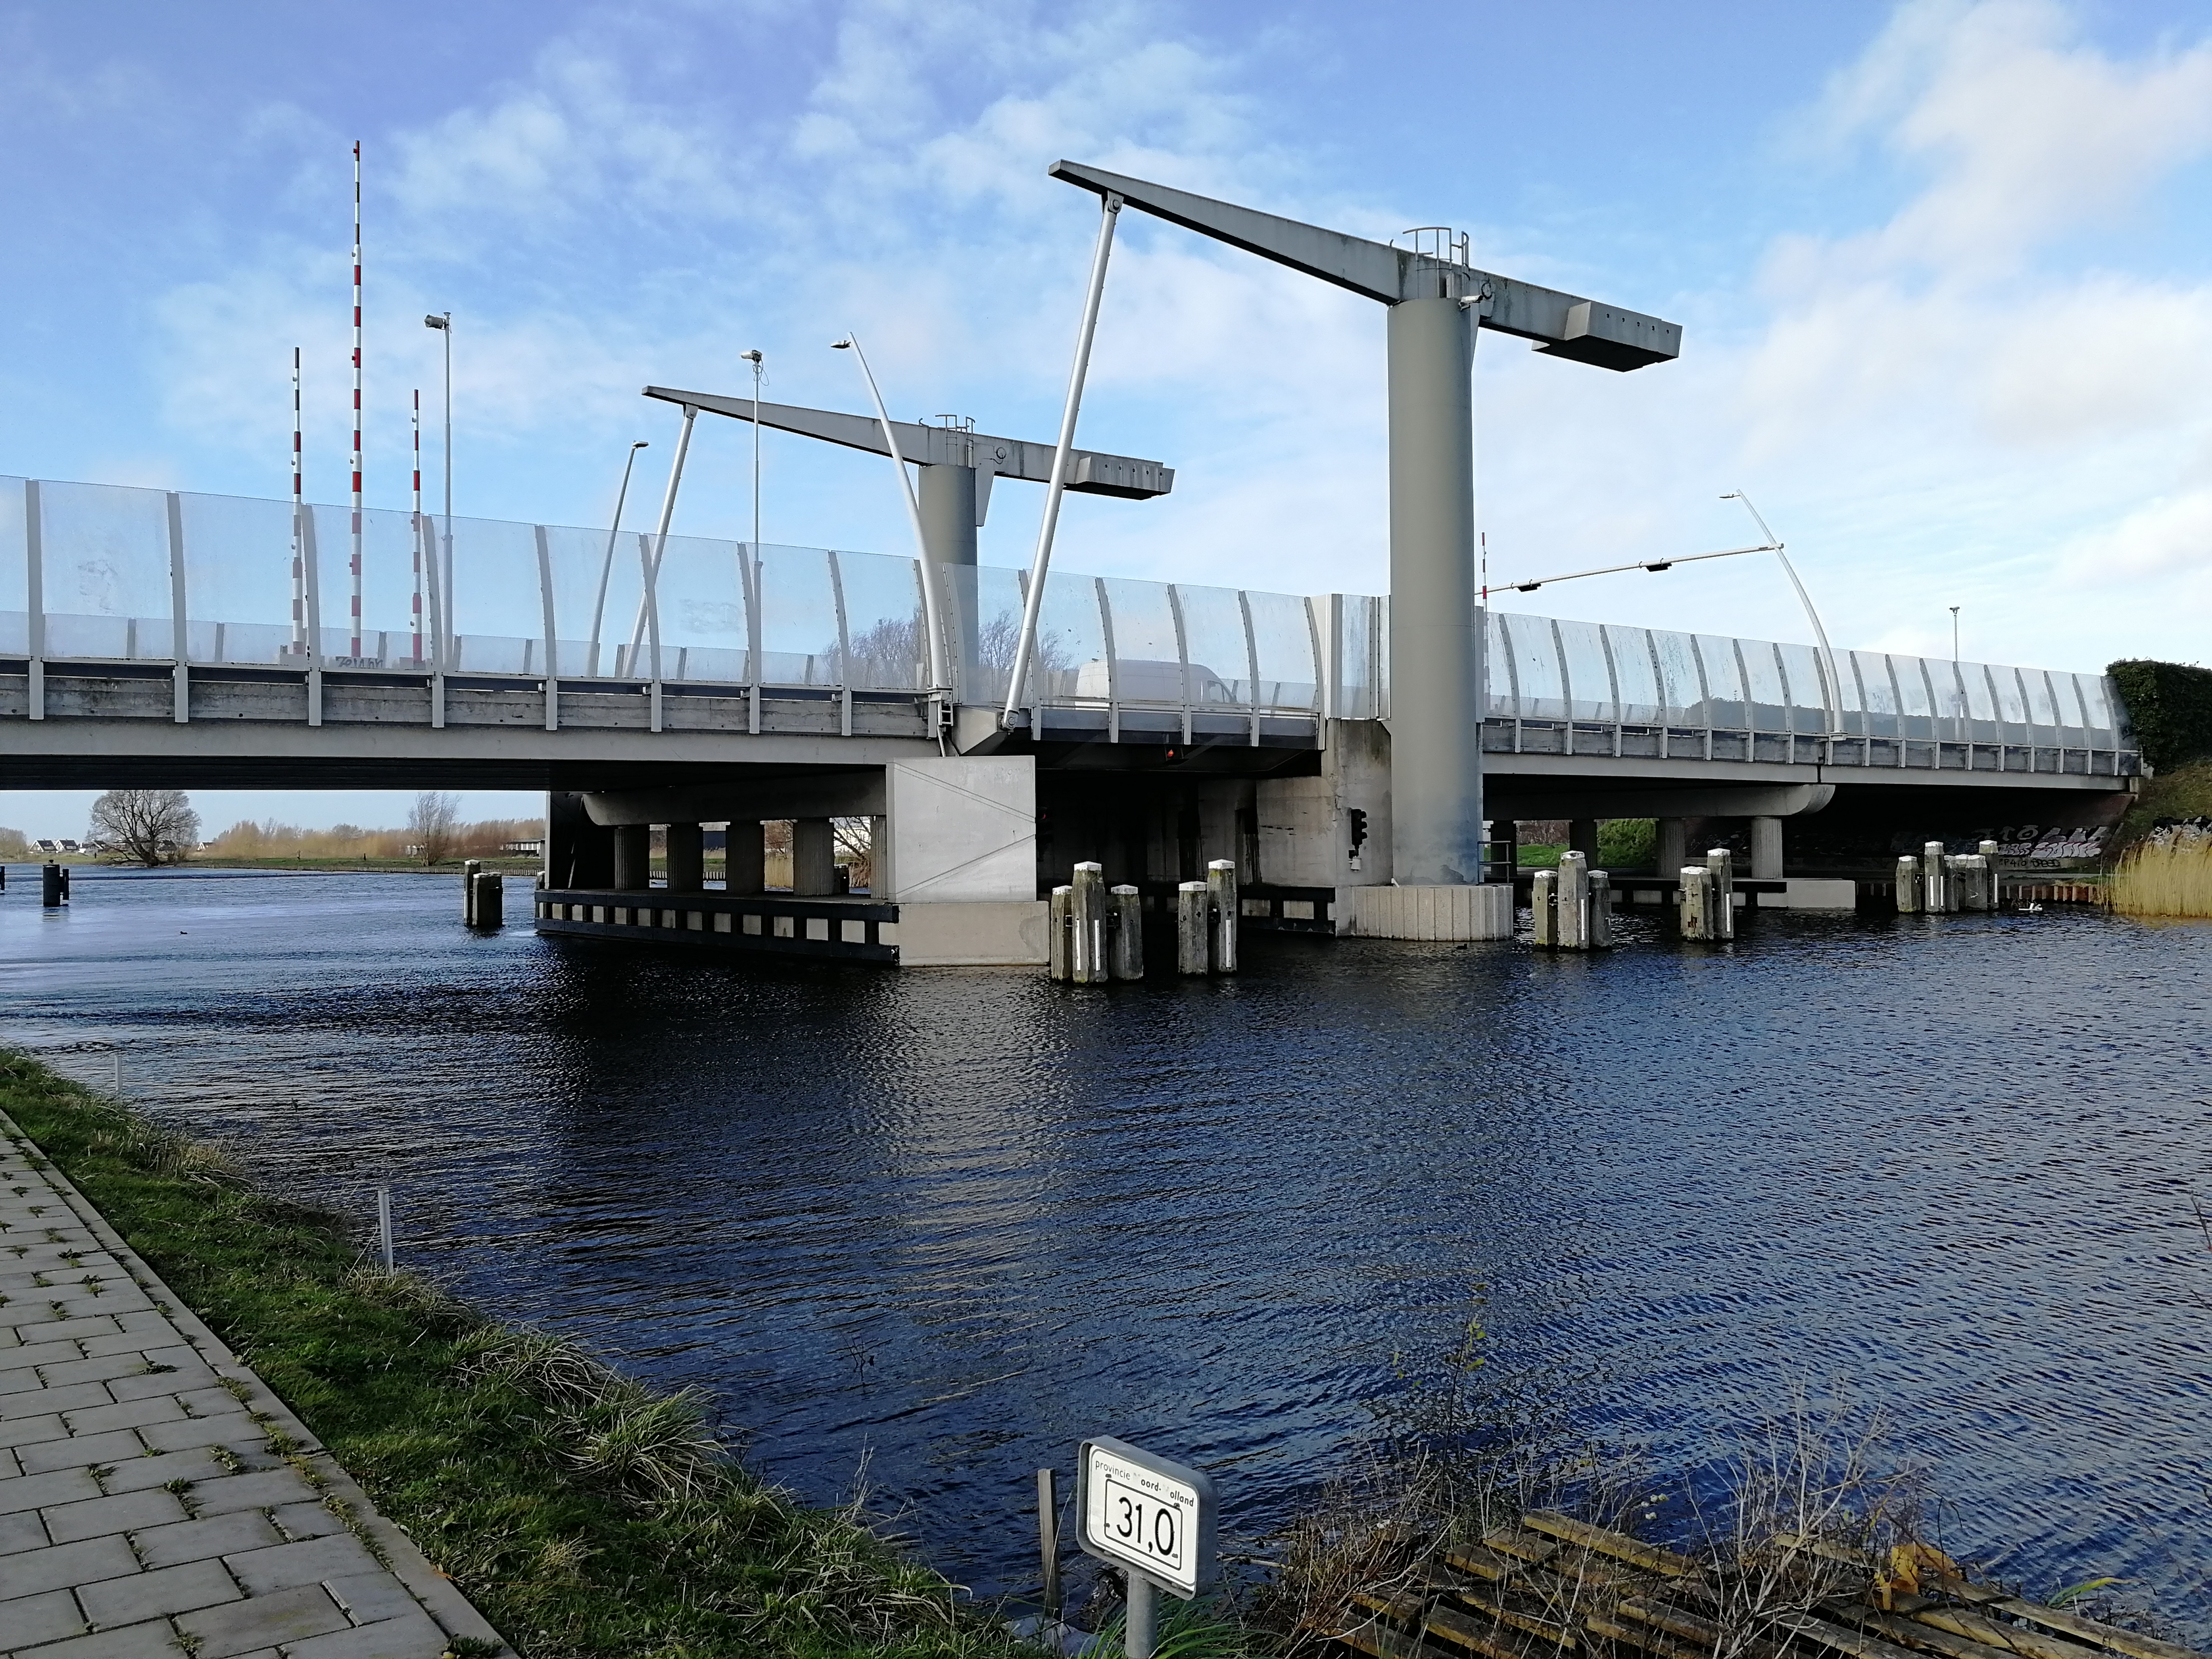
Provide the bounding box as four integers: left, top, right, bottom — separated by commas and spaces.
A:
37, 480, 172, 661
1693, 636, 1745, 727
1177, 583, 1248, 705
653, 533, 748, 683
1497, 612, 1565, 720
1651, 628, 1703, 723
1101, 575, 1181, 704
1777, 642, 1831, 733
758, 543, 839, 686
1604, 624, 1662, 723
1247, 590, 1316, 710
0, 478, 23, 656
1554, 619, 1614, 721
838, 549, 924, 691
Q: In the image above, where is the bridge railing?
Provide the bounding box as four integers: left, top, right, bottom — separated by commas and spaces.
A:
1477, 607, 2133, 770
0, 473, 2136, 772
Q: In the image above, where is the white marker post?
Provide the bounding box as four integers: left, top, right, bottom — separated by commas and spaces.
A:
1077, 1437, 1216, 1659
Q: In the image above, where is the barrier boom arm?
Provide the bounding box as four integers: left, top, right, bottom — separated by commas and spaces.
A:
1048, 160, 1681, 371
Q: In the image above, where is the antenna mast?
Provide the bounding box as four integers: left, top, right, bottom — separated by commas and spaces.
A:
290, 347, 306, 655
349, 140, 364, 659
411, 390, 424, 664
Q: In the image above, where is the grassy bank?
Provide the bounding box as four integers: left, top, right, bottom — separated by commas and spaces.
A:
0, 1048, 1027, 1659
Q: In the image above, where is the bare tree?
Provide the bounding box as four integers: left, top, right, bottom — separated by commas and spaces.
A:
407, 791, 461, 866
88, 790, 200, 867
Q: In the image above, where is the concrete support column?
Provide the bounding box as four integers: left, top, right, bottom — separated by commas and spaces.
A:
793, 818, 837, 896
1656, 817, 1688, 879
611, 824, 652, 891
1386, 294, 1483, 885
1569, 819, 1601, 866
664, 822, 704, 893
1751, 816, 1784, 880
724, 820, 766, 895
548, 791, 613, 890
918, 463, 980, 699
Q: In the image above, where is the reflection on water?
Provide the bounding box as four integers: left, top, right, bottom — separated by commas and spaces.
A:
2, 868, 2207, 1628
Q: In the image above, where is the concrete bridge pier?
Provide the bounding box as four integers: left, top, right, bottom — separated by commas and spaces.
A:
793, 819, 838, 895
612, 825, 652, 891
1569, 819, 1601, 866
726, 820, 766, 895
548, 791, 614, 889
1750, 816, 1784, 880
665, 822, 705, 892
1657, 818, 1688, 880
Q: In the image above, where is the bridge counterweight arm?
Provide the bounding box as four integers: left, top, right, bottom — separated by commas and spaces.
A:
1047, 160, 1681, 372
643, 386, 1174, 499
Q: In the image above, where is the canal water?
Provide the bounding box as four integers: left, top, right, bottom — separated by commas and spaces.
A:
1, 868, 2206, 1629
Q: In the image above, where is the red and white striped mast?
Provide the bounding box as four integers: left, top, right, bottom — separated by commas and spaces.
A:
290, 346, 306, 655
348, 140, 364, 659
411, 390, 424, 664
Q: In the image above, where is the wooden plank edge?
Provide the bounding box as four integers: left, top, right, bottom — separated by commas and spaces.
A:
1524, 1512, 1701, 1579
1987, 1600, 2211, 1659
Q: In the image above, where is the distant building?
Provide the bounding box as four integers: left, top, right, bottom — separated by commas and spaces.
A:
502, 839, 544, 856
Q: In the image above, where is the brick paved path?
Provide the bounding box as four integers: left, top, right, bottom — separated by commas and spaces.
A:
0, 1114, 504, 1659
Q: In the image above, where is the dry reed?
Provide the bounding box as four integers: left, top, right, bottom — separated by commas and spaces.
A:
2109, 832, 2212, 918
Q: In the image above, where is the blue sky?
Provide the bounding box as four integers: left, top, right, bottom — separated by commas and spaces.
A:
5, 0, 2212, 837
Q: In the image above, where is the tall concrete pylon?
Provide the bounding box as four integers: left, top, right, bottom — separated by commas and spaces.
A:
1048, 160, 1681, 888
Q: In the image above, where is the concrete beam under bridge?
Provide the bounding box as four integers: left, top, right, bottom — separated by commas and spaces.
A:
1491, 782, 1836, 821
582, 771, 885, 825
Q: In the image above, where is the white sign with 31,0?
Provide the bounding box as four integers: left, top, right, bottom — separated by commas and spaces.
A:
1076, 1436, 1217, 1599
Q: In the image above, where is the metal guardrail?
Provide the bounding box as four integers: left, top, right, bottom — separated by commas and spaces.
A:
0, 474, 2137, 770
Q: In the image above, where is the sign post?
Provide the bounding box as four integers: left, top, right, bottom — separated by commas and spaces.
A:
1075, 1437, 1217, 1659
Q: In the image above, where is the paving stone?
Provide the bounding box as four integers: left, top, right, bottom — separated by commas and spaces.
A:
178, 1468, 319, 1518
95, 1445, 238, 1494
2, 1381, 118, 1418
72, 1331, 164, 1360
0, 1336, 93, 1370
131, 1508, 284, 1570
267, 1501, 347, 1542
38, 1486, 191, 1544
0, 1506, 51, 1553
281, 1609, 451, 1659
77, 1556, 242, 1625
109, 1311, 178, 1338
0, 1465, 102, 1516
222, 1531, 382, 1595
9, 1621, 192, 1659
105, 1363, 219, 1403
0, 1586, 90, 1650
56, 1396, 185, 1438
0, 1444, 19, 1478
133, 1410, 262, 1457
172, 1385, 251, 1419
0, 1412, 69, 1450
33, 1351, 172, 1391
16, 1426, 147, 1476
173, 1583, 353, 1659
0, 1362, 51, 1395
322, 1571, 422, 1625
0, 1317, 124, 1348
0, 1530, 142, 1598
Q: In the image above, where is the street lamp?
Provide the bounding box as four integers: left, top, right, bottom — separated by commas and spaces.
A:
423, 312, 451, 662
830, 336, 948, 696
740, 349, 763, 550
589, 441, 649, 675
1949, 605, 1961, 662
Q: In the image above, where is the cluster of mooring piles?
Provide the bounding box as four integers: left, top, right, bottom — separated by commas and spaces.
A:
1531, 852, 1615, 950
1046, 859, 1239, 981
1896, 841, 1997, 915
1337, 1510, 2204, 1659
1530, 848, 1744, 950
